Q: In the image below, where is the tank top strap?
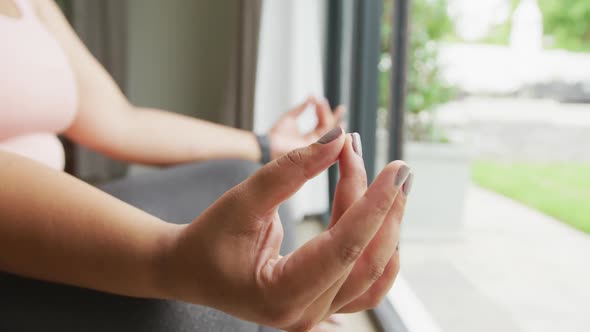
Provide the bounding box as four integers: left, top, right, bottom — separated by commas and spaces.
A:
11, 0, 36, 21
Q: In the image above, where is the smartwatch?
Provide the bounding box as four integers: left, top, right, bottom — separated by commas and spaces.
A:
256, 134, 271, 164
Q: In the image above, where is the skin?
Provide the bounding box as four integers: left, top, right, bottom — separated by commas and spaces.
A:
0, 0, 19, 18
0, 0, 410, 330
0, 133, 410, 332
2, 0, 344, 165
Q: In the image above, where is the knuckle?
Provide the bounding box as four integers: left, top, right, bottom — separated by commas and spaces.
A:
278, 149, 311, 180
285, 149, 304, 167
367, 263, 386, 283
339, 244, 363, 264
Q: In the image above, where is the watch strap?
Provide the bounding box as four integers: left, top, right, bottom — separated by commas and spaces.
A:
256, 134, 271, 164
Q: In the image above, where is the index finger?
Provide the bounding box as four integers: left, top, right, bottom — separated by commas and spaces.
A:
267, 162, 405, 307
329, 132, 366, 228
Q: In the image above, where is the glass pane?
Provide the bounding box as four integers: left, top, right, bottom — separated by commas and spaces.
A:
382, 0, 590, 331
375, 0, 395, 172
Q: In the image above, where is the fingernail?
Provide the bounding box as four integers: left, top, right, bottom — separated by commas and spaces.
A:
351, 133, 363, 158
317, 127, 343, 144
396, 242, 400, 251
328, 314, 345, 325
403, 172, 414, 196
394, 165, 411, 188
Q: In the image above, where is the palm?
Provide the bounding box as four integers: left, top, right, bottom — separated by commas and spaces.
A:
169, 130, 409, 331
271, 117, 311, 158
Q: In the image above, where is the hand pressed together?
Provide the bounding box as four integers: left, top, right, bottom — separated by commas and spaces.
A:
160, 127, 412, 331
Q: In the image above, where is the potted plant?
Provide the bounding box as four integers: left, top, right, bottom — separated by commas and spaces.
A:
383, 0, 471, 237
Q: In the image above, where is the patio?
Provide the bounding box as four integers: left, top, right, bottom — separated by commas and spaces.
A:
389, 185, 590, 332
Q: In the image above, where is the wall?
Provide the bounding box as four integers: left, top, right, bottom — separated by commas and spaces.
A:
126, 0, 238, 122
255, 0, 329, 217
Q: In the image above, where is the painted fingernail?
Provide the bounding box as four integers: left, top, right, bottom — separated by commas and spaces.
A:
394, 165, 411, 188
317, 127, 343, 144
403, 172, 414, 196
351, 132, 363, 158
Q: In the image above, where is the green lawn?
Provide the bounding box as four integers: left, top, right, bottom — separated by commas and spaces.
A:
472, 161, 590, 234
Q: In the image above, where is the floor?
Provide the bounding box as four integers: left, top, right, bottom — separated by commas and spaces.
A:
399, 185, 590, 332
295, 220, 379, 332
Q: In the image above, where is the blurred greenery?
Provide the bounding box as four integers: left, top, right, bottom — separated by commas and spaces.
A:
479, 0, 590, 52
380, 0, 455, 142
540, 0, 590, 52
473, 161, 590, 234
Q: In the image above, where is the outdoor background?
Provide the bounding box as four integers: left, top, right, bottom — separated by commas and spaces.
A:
379, 0, 590, 331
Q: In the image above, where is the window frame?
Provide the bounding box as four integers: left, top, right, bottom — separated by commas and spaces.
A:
324, 0, 411, 331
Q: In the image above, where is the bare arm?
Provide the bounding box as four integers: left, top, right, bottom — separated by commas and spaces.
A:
31, 0, 261, 165
0, 131, 409, 329
31, 0, 343, 166
0, 150, 179, 297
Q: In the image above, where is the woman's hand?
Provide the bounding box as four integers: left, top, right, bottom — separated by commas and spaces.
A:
269, 97, 345, 160
161, 127, 412, 331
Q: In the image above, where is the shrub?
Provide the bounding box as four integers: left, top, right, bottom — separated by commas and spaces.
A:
381, 0, 455, 142
539, 0, 590, 52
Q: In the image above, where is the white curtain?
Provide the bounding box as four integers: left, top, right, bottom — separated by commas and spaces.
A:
254, 0, 328, 219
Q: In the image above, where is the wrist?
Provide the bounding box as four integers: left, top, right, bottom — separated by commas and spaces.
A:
150, 222, 186, 301
243, 131, 262, 163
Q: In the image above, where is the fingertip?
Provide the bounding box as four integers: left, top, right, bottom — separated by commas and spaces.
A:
339, 133, 361, 161
336, 134, 367, 186
382, 160, 410, 178
389, 162, 411, 189
351, 133, 363, 159
317, 97, 331, 111
316, 126, 344, 145
402, 172, 414, 197
362, 161, 411, 212
308, 95, 319, 105
303, 126, 346, 169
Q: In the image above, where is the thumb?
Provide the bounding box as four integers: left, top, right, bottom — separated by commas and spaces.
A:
244, 127, 345, 216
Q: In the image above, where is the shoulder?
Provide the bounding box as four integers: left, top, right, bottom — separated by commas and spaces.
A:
27, 0, 54, 9
27, 0, 61, 21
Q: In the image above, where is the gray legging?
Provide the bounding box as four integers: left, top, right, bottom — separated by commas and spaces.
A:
0, 160, 296, 332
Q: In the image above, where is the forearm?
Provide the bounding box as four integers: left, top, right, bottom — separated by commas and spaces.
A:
0, 151, 182, 299
77, 106, 262, 166
32, 0, 261, 166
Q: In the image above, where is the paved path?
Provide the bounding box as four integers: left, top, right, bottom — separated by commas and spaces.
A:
399, 185, 590, 332
437, 97, 590, 162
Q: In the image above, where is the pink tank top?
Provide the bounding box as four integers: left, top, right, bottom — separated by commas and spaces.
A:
0, 0, 77, 170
